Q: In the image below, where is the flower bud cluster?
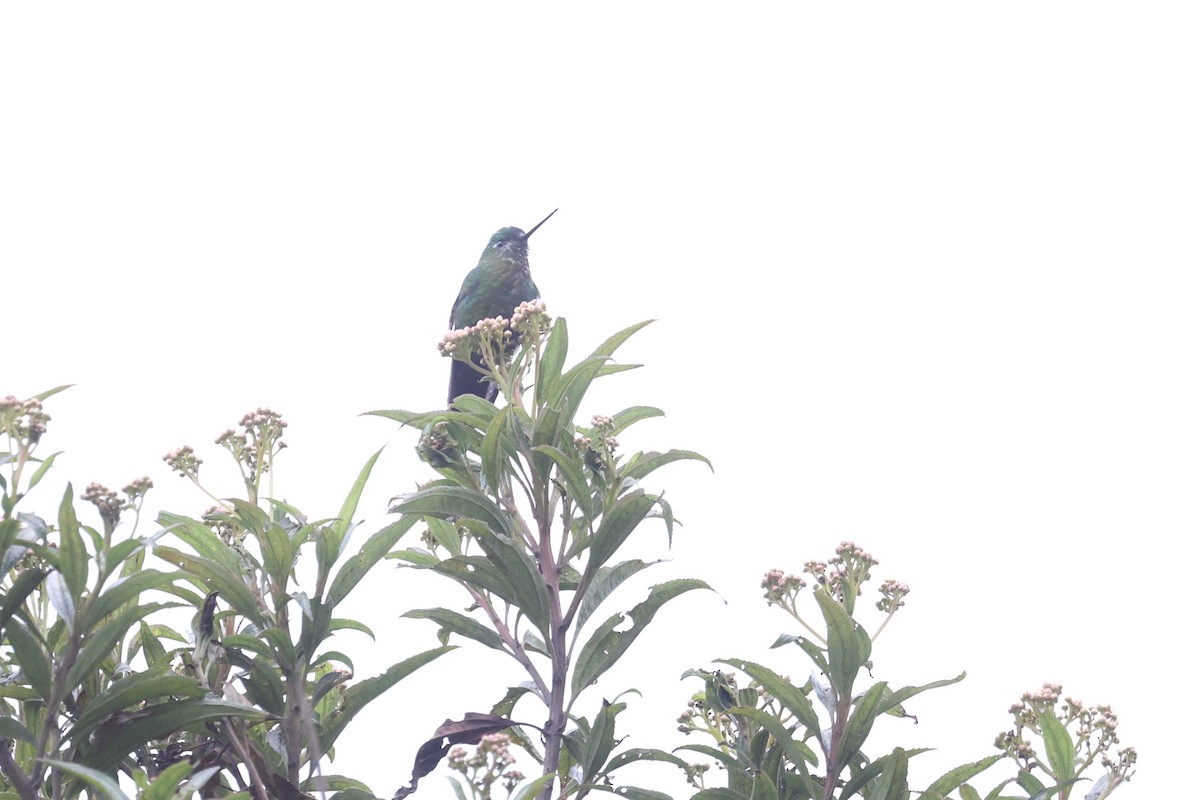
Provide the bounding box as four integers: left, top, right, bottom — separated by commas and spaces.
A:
511, 298, 551, 340
1, 395, 51, 444
575, 414, 620, 471
163, 446, 203, 480
761, 568, 806, 608
996, 682, 1136, 787
875, 578, 909, 612
447, 731, 524, 796
216, 407, 288, 476
418, 421, 461, 467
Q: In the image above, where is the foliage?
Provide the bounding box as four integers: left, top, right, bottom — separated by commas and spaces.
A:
375, 304, 713, 800
1, 313, 1137, 800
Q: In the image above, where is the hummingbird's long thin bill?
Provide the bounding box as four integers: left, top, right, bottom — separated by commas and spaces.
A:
522, 208, 558, 240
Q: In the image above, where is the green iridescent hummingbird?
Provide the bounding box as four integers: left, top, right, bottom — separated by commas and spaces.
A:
447, 209, 557, 404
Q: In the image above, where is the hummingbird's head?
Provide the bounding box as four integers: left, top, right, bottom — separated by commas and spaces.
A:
482, 209, 558, 259
485, 227, 530, 257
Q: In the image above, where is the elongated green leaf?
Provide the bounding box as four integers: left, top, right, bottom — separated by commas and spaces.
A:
327, 516, 419, 607
603, 747, 692, 775
86, 569, 181, 628
158, 513, 245, 576
572, 579, 711, 697
727, 706, 818, 770
67, 602, 176, 690
674, 743, 749, 772
691, 789, 751, 799
41, 760, 128, 800
83, 698, 270, 772
147, 762, 211, 800
1038, 710, 1075, 783
395, 486, 514, 538
585, 787, 673, 800
0, 717, 33, 743
137, 621, 169, 667
464, 521, 550, 633
536, 317, 569, 402
582, 700, 622, 784
153, 545, 262, 625
866, 747, 908, 800
364, 408, 445, 429
621, 449, 713, 483
575, 559, 662, 632
924, 755, 1005, 798
586, 490, 655, 578
403, 608, 504, 651
510, 774, 556, 800
34, 384, 73, 402
0, 567, 45, 633
27, 450, 62, 491
329, 618, 375, 639
959, 784, 983, 800
426, 517, 463, 556
717, 658, 821, 734
260, 523, 295, 592
531, 445, 593, 522
57, 484, 87, 601
837, 682, 888, 771
333, 448, 382, 540
481, 404, 510, 492
67, 669, 206, 740
815, 591, 869, 698
609, 406, 665, 436
879, 672, 967, 715
319, 646, 453, 754
6, 619, 51, 699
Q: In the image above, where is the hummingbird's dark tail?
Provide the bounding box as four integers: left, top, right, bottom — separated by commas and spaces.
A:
448, 357, 499, 405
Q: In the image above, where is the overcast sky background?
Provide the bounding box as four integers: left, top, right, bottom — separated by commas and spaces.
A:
3, 4, 1197, 798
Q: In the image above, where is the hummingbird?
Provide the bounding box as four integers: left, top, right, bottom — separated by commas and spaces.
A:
447, 209, 557, 404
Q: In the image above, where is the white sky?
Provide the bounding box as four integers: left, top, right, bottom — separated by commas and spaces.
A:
3, 4, 1197, 798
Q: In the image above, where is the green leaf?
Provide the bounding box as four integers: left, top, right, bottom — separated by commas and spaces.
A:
602, 747, 691, 775
67, 669, 206, 741
924, 755, 1005, 798
426, 517, 463, 556
621, 449, 713, 483
463, 521, 550, 634
576, 559, 662, 632
82, 698, 270, 772
86, 569, 182, 629
690, 790, 751, 800
57, 484, 87, 601
958, 785, 983, 800
395, 486, 514, 538
27, 450, 62, 491
531, 445, 593, 522
0, 567, 45, 633
572, 579, 711, 697
327, 516, 419, 607
1038, 710, 1075, 783
586, 490, 655, 578
402, 608, 504, 651
6, 619, 51, 699
717, 658, 821, 734
260, 522, 297, 592
34, 384, 73, 402
815, 591, 870, 698
837, 681, 888, 771
585, 787, 674, 800
879, 672, 967, 716
364, 408, 446, 429
329, 618, 375, 639
153, 545, 263, 625
333, 448, 382, 542
318, 646, 452, 754
510, 774, 556, 800
41, 760, 129, 800
726, 706, 818, 771
581, 700, 623, 784
609, 406, 665, 436
536, 317, 569, 402
865, 747, 908, 800
674, 744, 746, 773
481, 404, 511, 492
67, 602, 177, 690
0, 717, 33, 743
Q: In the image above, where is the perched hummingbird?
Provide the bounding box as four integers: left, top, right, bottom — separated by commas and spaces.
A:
447, 209, 557, 404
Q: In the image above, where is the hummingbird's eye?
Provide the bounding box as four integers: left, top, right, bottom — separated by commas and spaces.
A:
493, 241, 506, 249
